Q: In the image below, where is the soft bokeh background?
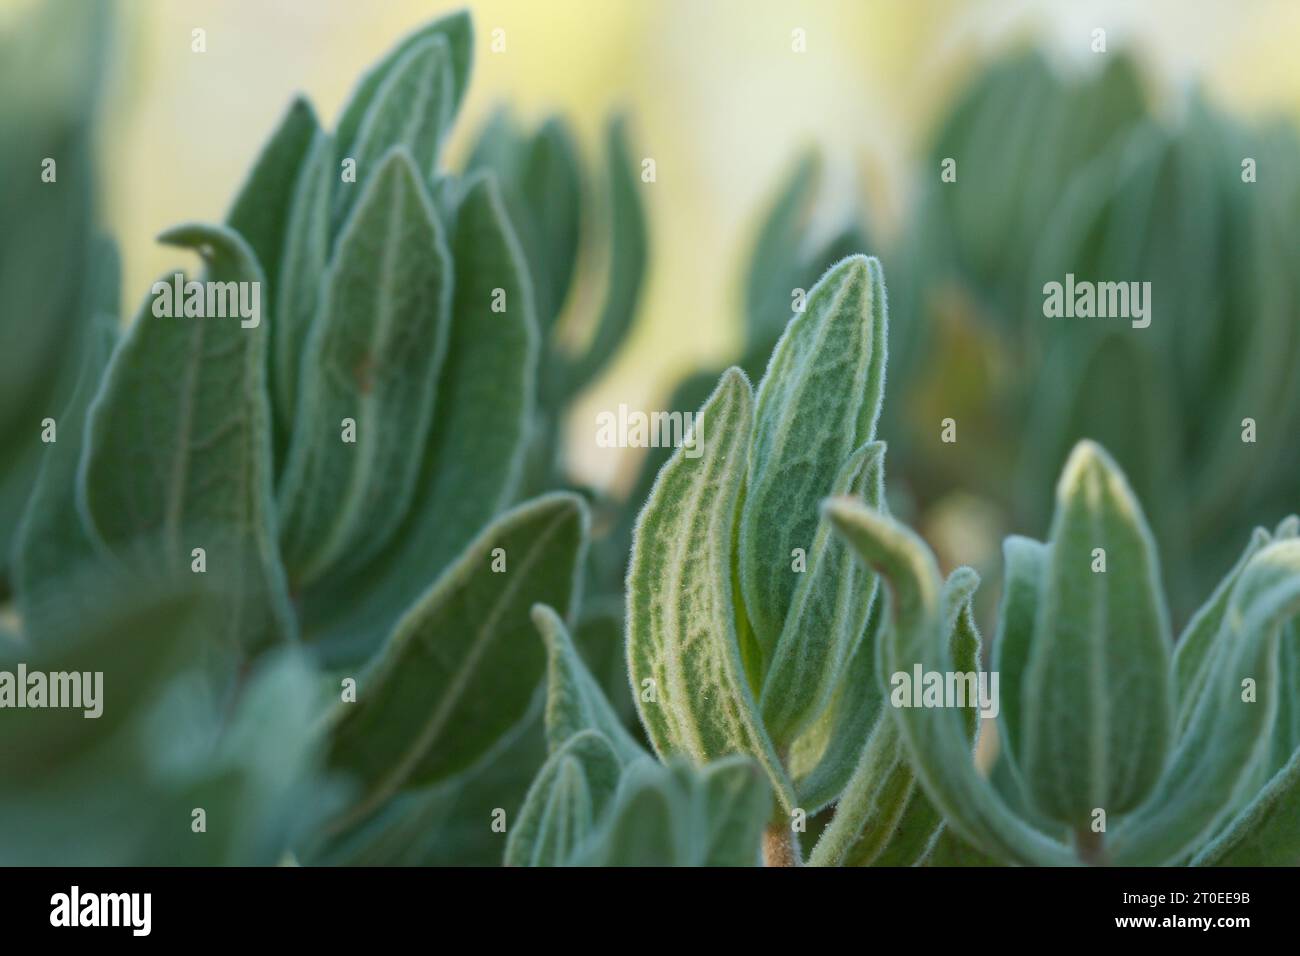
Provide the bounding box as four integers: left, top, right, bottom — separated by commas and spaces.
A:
11, 0, 1297, 493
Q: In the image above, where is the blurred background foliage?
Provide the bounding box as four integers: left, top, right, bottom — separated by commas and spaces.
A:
2, 0, 1299, 863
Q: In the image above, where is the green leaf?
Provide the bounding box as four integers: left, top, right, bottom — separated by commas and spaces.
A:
626, 368, 795, 810
277, 148, 452, 587
924, 826, 1005, 866
1112, 538, 1300, 864
467, 113, 584, 334
333, 11, 473, 168
761, 441, 883, 747
227, 96, 319, 308
332, 37, 455, 230
578, 759, 691, 866
12, 239, 119, 644
79, 223, 294, 654
1172, 527, 1271, 736
271, 128, 333, 435
743, 149, 820, 348
691, 757, 773, 866
1021, 441, 1173, 828
740, 255, 887, 665
993, 535, 1047, 768
559, 115, 647, 398
518, 118, 583, 332
297, 172, 536, 664
324, 492, 588, 823
504, 729, 621, 867
1192, 744, 1300, 866
573, 600, 637, 726
825, 498, 1076, 865
532, 603, 643, 764
789, 589, 884, 813
306, 702, 546, 866
810, 568, 978, 867
1268, 619, 1300, 775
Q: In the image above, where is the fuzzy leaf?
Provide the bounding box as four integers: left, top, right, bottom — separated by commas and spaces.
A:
1020, 441, 1173, 826
324, 493, 588, 822
277, 148, 452, 587
333, 11, 472, 169
227, 96, 318, 307
306, 703, 545, 866
12, 239, 118, 644
1173, 527, 1271, 736
789, 590, 884, 813
80, 224, 294, 653
740, 255, 887, 664
1192, 744, 1300, 866
761, 441, 883, 747
692, 757, 773, 866
993, 535, 1047, 768
518, 119, 583, 331
810, 568, 979, 867
532, 603, 643, 764
333, 37, 454, 230
298, 172, 536, 664
467, 113, 583, 333
271, 128, 333, 433
626, 368, 795, 810
826, 498, 1076, 865
504, 730, 621, 867
559, 116, 647, 397
1112, 538, 1300, 864
579, 760, 691, 866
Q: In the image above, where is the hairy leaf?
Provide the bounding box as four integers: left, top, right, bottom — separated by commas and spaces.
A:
993, 535, 1047, 768
826, 498, 1076, 865
298, 172, 536, 663
504, 730, 620, 867
1173, 526, 1271, 736
1112, 538, 1300, 864
761, 440, 883, 747
272, 128, 333, 434
626, 368, 795, 810
740, 255, 887, 663
559, 116, 647, 397
278, 148, 452, 586
80, 224, 294, 654
532, 603, 643, 764
324, 493, 588, 823
333, 11, 472, 168
333, 37, 454, 230
12, 239, 119, 643
1020, 441, 1172, 826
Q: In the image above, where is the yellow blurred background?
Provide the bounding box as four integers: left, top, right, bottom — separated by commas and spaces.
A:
9, 0, 1299, 491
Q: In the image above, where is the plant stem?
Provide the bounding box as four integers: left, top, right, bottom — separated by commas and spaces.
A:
762, 822, 802, 867
1074, 827, 1108, 866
